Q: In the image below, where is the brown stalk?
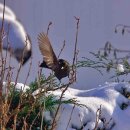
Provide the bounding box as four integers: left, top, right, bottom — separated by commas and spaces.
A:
1, 23, 10, 85
58, 40, 66, 58
14, 35, 29, 87
0, 1, 6, 129
0, 0, 6, 97
24, 46, 32, 86
66, 104, 75, 130
39, 22, 53, 80
29, 111, 41, 130
46, 21, 52, 35
50, 17, 80, 130
70, 16, 80, 82
93, 105, 102, 130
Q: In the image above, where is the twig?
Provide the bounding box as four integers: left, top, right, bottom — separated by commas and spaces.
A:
79, 113, 85, 130
14, 35, 29, 87
58, 40, 66, 58
29, 111, 41, 130
39, 22, 53, 79
0, 0, 6, 96
0, 1, 6, 129
37, 61, 43, 88
115, 24, 130, 34
50, 83, 70, 130
2, 23, 11, 82
24, 46, 32, 86
40, 99, 46, 130
93, 105, 102, 130
66, 104, 75, 130
70, 16, 80, 82
50, 17, 80, 130
24, 56, 32, 85
46, 22, 52, 35
99, 47, 130, 53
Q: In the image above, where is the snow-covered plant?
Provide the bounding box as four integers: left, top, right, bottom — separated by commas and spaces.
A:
77, 39, 130, 82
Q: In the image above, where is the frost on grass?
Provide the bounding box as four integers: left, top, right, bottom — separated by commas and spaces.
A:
43, 82, 130, 130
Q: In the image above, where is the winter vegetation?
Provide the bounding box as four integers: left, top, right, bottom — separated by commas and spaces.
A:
1, 1, 130, 130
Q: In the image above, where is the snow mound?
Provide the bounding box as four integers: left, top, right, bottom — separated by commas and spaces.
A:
0, 3, 16, 19
3, 81, 130, 130
3, 82, 30, 94
45, 82, 130, 130
0, 3, 32, 65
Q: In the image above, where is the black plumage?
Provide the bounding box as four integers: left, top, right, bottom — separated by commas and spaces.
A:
38, 33, 70, 80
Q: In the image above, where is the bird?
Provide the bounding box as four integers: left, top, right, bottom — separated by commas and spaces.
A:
0, 4, 32, 65
37, 32, 70, 80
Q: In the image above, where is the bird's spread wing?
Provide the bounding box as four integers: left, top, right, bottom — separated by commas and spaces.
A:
38, 32, 58, 69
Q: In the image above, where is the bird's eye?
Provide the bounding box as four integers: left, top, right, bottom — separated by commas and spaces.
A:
61, 66, 64, 70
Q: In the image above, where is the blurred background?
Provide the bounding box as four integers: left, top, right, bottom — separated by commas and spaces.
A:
0, 0, 130, 89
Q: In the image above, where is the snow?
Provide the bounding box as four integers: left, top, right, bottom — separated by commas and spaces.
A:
0, 3, 16, 19
0, 2, 129, 130
0, 4, 31, 64
3, 82, 29, 93
116, 64, 125, 73
2, 81, 130, 130
44, 82, 130, 130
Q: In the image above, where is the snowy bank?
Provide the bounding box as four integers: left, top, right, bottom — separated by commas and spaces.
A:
45, 82, 130, 130
3, 82, 130, 130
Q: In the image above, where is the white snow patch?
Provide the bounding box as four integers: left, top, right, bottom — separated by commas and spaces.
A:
44, 82, 130, 130
3, 82, 30, 94
0, 3, 31, 64
0, 3, 16, 19
2, 81, 130, 130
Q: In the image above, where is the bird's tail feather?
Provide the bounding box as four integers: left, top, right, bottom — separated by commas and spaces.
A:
40, 61, 49, 68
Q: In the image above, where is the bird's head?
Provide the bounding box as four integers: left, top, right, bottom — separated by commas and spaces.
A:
54, 59, 70, 80
58, 59, 69, 70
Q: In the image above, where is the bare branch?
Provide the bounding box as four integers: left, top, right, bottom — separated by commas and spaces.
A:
46, 21, 52, 35
58, 40, 66, 58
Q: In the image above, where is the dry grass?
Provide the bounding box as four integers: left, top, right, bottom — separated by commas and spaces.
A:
0, 1, 81, 129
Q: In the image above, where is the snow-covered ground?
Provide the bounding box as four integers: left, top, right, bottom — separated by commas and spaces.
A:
2, 81, 130, 130
44, 82, 130, 130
